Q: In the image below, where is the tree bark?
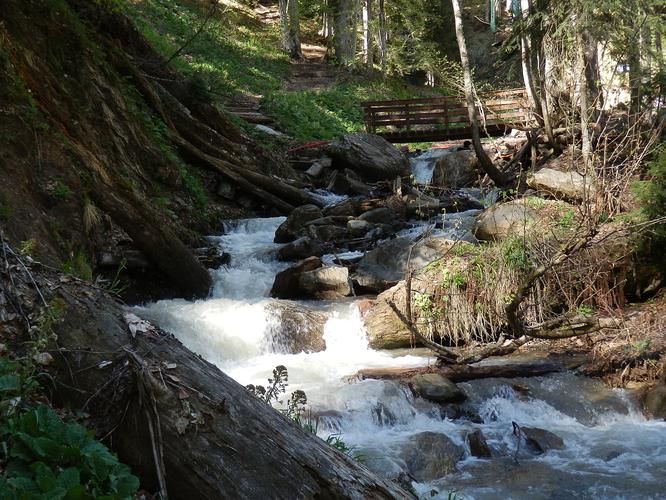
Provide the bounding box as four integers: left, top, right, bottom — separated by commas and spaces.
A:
378, 0, 387, 74
363, 0, 374, 69
5, 261, 415, 499
278, 0, 303, 59
450, 0, 509, 186
333, 0, 357, 64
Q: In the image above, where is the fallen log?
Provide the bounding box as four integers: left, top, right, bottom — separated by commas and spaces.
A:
5, 259, 410, 498
350, 361, 563, 383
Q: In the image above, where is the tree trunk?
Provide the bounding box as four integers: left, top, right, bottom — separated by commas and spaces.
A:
450, 0, 509, 186
278, 0, 303, 59
8, 261, 415, 499
363, 0, 374, 69
378, 0, 387, 73
333, 0, 357, 64
519, 0, 542, 121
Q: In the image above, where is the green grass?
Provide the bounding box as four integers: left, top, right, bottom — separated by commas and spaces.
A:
126, 0, 435, 141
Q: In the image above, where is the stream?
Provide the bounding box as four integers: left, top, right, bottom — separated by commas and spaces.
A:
135, 153, 666, 499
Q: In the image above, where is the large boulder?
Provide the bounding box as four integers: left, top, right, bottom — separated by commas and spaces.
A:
400, 432, 465, 481
270, 257, 322, 298
327, 133, 410, 181
528, 167, 596, 202
432, 150, 480, 188
323, 198, 360, 217
264, 301, 327, 353
275, 205, 323, 243
409, 373, 466, 404
358, 207, 394, 225
326, 169, 371, 195
361, 281, 413, 349
643, 384, 666, 420
355, 237, 451, 293
298, 266, 351, 300
474, 201, 536, 241
466, 429, 492, 458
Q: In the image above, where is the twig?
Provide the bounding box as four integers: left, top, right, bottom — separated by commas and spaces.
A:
162, 3, 220, 67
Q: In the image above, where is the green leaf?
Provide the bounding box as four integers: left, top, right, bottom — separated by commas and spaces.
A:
0, 375, 20, 393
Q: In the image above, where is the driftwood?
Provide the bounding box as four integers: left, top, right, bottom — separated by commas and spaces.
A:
351, 361, 564, 383
0, 250, 412, 499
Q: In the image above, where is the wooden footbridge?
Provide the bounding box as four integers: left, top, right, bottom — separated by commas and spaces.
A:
361, 88, 529, 143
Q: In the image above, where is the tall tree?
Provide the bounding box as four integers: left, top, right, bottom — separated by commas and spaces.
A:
450, 0, 509, 186
279, 0, 303, 59
362, 0, 374, 69
331, 0, 357, 64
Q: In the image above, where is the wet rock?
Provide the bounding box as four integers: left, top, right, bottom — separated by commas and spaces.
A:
270, 257, 322, 299
520, 427, 565, 454
355, 237, 450, 293
347, 219, 372, 237
358, 207, 393, 225
390, 473, 418, 497
466, 429, 492, 458
305, 224, 348, 243
372, 402, 398, 426
403, 191, 441, 218
274, 205, 323, 243
410, 373, 466, 404
528, 167, 596, 202
432, 150, 479, 188
323, 198, 359, 217
401, 432, 464, 481
264, 301, 326, 353
326, 169, 371, 195
438, 405, 483, 423
194, 247, 231, 269
643, 384, 666, 420
298, 266, 351, 300
327, 133, 410, 181
440, 193, 484, 212
277, 237, 327, 261
474, 201, 536, 241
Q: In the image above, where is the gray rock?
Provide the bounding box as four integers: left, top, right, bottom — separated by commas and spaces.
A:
275, 205, 323, 243
347, 219, 372, 237
403, 191, 441, 218
466, 429, 492, 458
327, 170, 371, 195
410, 373, 466, 403
474, 201, 536, 241
358, 207, 393, 224
270, 257, 322, 299
305, 161, 325, 178
264, 301, 326, 353
528, 167, 596, 202
277, 237, 327, 261
643, 384, 666, 420
306, 224, 348, 243
361, 282, 412, 349
401, 432, 464, 481
323, 198, 359, 217
298, 266, 351, 300
355, 237, 449, 292
327, 133, 410, 181
520, 427, 565, 454
432, 150, 479, 188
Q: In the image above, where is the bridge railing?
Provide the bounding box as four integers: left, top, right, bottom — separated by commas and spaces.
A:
360, 88, 530, 142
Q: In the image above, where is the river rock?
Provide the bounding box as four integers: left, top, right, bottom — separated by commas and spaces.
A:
403, 191, 441, 218
277, 237, 327, 261
270, 256, 322, 299
305, 161, 325, 178
347, 219, 372, 237
275, 205, 323, 243
528, 167, 596, 202
474, 201, 536, 241
298, 265, 351, 300
327, 133, 410, 181
323, 198, 359, 217
432, 150, 479, 188
326, 169, 371, 195
306, 223, 348, 243
401, 432, 464, 481
362, 281, 412, 349
520, 427, 565, 454
264, 301, 326, 353
409, 373, 466, 403
643, 384, 666, 420
355, 237, 450, 293
358, 207, 394, 224
466, 429, 492, 458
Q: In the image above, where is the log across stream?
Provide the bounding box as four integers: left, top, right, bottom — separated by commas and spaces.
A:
136, 216, 666, 499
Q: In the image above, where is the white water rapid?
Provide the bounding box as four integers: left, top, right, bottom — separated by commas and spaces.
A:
136, 218, 666, 499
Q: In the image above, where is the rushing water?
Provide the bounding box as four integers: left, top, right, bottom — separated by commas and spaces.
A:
136, 217, 666, 499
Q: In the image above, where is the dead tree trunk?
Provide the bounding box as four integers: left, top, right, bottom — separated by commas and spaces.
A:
3, 260, 414, 499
